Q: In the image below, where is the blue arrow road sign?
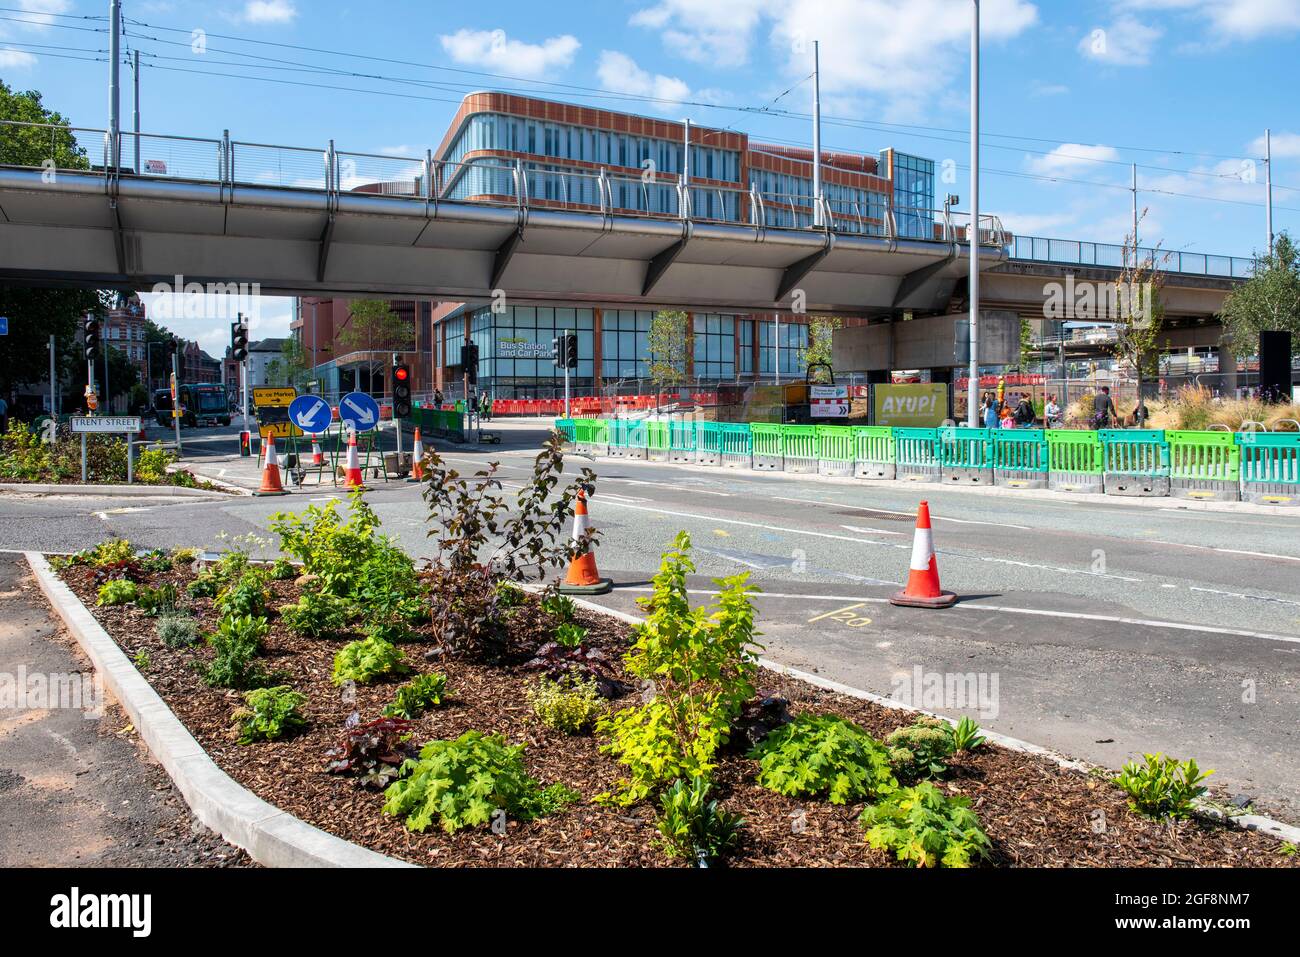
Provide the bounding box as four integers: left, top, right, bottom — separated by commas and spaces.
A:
338, 391, 380, 432
0, 316, 8, 335
288, 394, 333, 434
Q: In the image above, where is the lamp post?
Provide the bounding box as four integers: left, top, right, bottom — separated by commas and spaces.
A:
966, 0, 981, 427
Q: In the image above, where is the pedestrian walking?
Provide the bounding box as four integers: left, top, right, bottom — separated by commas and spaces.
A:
1044, 394, 1063, 429
1014, 392, 1035, 427
1092, 386, 1117, 429
982, 393, 999, 430
434, 388, 444, 409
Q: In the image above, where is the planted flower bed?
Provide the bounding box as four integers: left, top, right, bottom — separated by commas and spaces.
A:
47, 438, 1299, 868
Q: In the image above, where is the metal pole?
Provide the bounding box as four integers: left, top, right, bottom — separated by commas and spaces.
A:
103, 333, 110, 414
564, 328, 571, 417
127, 431, 134, 484
1131, 163, 1138, 265
966, 0, 980, 427
1265, 128, 1274, 256
682, 118, 691, 187
49, 334, 56, 418
171, 346, 182, 454
108, 0, 121, 171
774, 314, 781, 386
132, 49, 140, 174
812, 40, 823, 228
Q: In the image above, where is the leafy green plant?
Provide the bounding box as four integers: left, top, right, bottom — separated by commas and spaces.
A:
332, 636, 409, 686
278, 589, 351, 638
887, 717, 957, 781
382, 673, 449, 719
542, 592, 577, 623
326, 717, 417, 788
528, 676, 603, 734
655, 776, 744, 864
135, 583, 179, 617
494, 581, 525, 607
951, 716, 986, 753
91, 538, 136, 568
137, 548, 173, 574
171, 547, 201, 566
554, 622, 587, 649
214, 569, 269, 619
383, 731, 573, 833
749, 714, 896, 804
859, 781, 992, 868
598, 532, 761, 804
187, 568, 221, 599
132, 648, 151, 672
267, 557, 297, 581
1114, 753, 1214, 820
232, 685, 307, 744
156, 612, 200, 648
204, 614, 270, 689
96, 579, 138, 606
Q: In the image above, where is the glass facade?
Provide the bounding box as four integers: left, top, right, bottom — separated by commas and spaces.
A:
749, 165, 888, 234
887, 151, 935, 239
693, 314, 735, 380
601, 309, 654, 380
758, 320, 808, 376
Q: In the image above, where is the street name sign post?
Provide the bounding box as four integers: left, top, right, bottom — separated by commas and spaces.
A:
71, 415, 143, 483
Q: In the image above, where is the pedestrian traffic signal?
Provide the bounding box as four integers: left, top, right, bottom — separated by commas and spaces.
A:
460, 342, 479, 384
551, 336, 563, 367
392, 361, 412, 418
564, 333, 578, 370
82, 315, 99, 360
231, 322, 249, 362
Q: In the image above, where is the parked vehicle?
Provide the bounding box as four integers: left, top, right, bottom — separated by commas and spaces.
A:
153, 384, 231, 428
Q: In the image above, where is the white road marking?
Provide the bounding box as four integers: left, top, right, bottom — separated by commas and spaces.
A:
697, 547, 770, 570
770, 496, 1030, 529
839, 524, 903, 536
612, 478, 731, 496
1150, 541, 1300, 563
603, 587, 1300, 644
1188, 586, 1300, 608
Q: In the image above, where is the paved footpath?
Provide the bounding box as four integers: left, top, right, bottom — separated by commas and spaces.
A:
0, 554, 250, 867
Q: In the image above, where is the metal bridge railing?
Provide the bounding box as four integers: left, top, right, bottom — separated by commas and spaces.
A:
1007, 233, 1255, 279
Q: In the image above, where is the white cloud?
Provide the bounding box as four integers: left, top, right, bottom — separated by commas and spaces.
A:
1120, 0, 1300, 42
1026, 144, 1122, 176
13, 1, 72, 28
630, 0, 773, 67
438, 29, 579, 79
239, 1, 296, 25
0, 48, 38, 69
596, 51, 692, 104
1078, 15, 1163, 65
1249, 131, 1300, 159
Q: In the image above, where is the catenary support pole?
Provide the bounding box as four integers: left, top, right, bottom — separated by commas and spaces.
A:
1266, 128, 1274, 256
132, 49, 140, 174
108, 1, 121, 171
812, 40, 823, 228
966, 0, 980, 427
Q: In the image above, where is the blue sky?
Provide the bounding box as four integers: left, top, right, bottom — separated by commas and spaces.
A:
2, 0, 1298, 354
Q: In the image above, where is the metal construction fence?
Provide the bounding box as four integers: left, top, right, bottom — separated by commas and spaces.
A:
555, 417, 1300, 505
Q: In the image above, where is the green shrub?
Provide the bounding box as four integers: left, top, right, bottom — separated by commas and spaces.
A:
137, 548, 173, 573
951, 716, 986, 752
92, 539, 136, 568
598, 532, 761, 804
541, 592, 577, 623
278, 589, 351, 638
859, 781, 992, 868
749, 714, 896, 804
171, 547, 201, 565
655, 776, 744, 864
135, 583, 179, 617
887, 716, 957, 781
382, 673, 449, 719
204, 614, 269, 689
135, 446, 177, 483
132, 649, 151, 672
187, 568, 221, 599
554, 622, 587, 649
267, 557, 298, 581
1114, 753, 1213, 820
382, 731, 575, 833
232, 685, 307, 744
332, 636, 409, 686
96, 579, 138, 606
214, 569, 269, 619
494, 581, 525, 607
156, 613, 200, 648
528, 676, 603, 734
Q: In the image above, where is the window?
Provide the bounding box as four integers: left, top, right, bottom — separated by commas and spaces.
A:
758, 320, 808, 375
601, 309, 655, 380
692, 314, 735, 380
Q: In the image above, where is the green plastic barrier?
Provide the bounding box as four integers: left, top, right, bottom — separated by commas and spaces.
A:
938, 426, 995, 485
553, 418, 576, 443
717, 422, 753, 469
993, 429, 1048, 489
646, 420, 670, 460
751, 422, 783, 470
1165, 430, 1240, 501
781, 424, 818, 473
1045, 429, 1103, 493
573, 417, 609, 453
607, 418, 648, 458
668, 419, 697, 463
695, 421, 722, 465
413, 407, 464, 442
852, 425, 895, 480
1237, 431, 1300, 505
894, 427, 939, 482
815, 425, 855, 476
1099, 429, 1169, 496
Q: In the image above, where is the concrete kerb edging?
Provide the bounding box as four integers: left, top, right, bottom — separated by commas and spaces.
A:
24, 552, 413, 868
558, 591, 1300, 847
0, 481, 231, 499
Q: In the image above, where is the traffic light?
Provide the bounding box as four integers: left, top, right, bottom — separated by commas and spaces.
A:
82, 315, 99, 361
392, 361, 412, 418
460, 342, 479, 384
231, 322, 249, 362
551, 336, 563, 367
564, 333, 578, 370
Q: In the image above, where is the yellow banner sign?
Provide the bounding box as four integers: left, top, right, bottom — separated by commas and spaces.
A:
872, 383, 948, 427
254, 387, 301, 439
251, 387, 296, 407
258, 421, 298, 441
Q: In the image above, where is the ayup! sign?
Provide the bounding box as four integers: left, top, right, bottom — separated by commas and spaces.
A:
872, 383, 947, 428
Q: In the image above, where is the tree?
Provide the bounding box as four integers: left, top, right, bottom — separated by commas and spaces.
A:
338, 300, 409, 393
1111, 215, 1165, 399
1220, 231, 1300, 364
0, 81, 88, 170
799, 316, 842, 382
647, 309, 689, 393
1019, 318, 1035, 369
280, 336, 311, 392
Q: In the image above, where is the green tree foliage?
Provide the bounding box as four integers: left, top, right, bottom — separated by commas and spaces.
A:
799, 317, 842, 382
1111, 213, 1166, 395
647, 309, 689, 389
1220, 232, 1300, 363
338, 299, 410, 389
0, 81, 88, 168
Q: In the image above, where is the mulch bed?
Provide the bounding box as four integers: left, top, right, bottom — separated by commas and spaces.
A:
57, 562, 1298, 868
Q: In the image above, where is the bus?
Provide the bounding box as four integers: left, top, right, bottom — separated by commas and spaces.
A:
153, 383, 231, 428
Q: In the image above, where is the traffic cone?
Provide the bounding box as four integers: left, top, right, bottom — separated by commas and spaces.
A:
310, 434, 324, 467
342, 429, 366, 489
408, 427, 425, 483
890, 500, 956, 608
558, 489, 612, 595
255, 433, 289, 496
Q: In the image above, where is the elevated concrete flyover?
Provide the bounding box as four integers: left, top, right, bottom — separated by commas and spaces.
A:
0, 133, 1006, 313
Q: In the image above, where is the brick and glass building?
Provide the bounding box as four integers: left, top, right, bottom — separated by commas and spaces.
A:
299, 92, 938, 399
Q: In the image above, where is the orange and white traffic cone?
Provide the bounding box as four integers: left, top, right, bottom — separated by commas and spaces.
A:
558, 489, 612, 595
890, 500, 956, 608
342, 429, 366, 489
310, 434, 324, 467
408, 427, 425, 483
255, 433, 289, 496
